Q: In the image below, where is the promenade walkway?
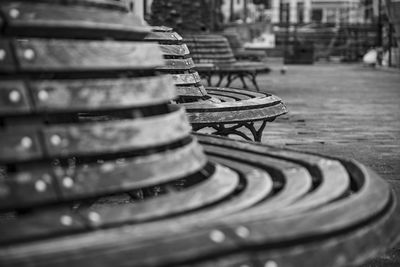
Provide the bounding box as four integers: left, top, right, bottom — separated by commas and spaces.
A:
254, 64, 400, 266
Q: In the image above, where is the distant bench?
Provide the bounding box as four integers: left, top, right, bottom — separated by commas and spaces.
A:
183, 33, 271, 91
223, 32, 267, 62
146, 27, 286, 142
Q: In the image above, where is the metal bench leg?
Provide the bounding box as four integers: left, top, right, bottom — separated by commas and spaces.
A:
216, 73, 225, 87
243, 120, 268, 142
249, 72, 260, 92
225, 74, 234, 87
239, 74, 248, 89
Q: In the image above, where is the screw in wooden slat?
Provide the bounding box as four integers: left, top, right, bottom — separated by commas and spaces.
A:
20, 136, 32, 149
60, 215, 73, 226
9, 90, 21, 103
62, 176, 74, 188
35, 180, 47, 192
38, 90, 49, 102
235, 225, 250, 238
50, 134, 62, 146
23, 49, 35, 61
88, 212, 101, 224
209, 229, 225, 243
9, 8, 20, 19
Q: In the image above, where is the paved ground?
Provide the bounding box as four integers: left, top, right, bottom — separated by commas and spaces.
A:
233, 63, 400, 266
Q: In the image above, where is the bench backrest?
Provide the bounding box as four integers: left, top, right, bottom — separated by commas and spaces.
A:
183, 33, 237, 65
0, 0, 204, 212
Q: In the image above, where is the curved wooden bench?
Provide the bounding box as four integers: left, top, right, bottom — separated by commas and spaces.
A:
184, 33, 271, 91
1, 133, 398, 267
0, 2, 398, 267
146, 28, 287, 141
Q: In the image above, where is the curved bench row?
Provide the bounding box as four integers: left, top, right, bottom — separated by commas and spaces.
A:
146, 28, 287, 141
0, 2, 397, 267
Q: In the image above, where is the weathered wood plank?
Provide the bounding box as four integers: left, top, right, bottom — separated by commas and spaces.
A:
42, 107, 191, 157
0, 2, 149, 40
0, 209, 86, 245
0, 138, 206, 211
171, 73, 201, 85
182, 97, 286, 124
175, 85, 207, 97
145, 31, 183, 42
157, 58, 195, 70
78, 164, 239, 225
12, 39, 164, 72
159, 44, 190, 56
30, 76, 175, 111
0, 167, 59, 211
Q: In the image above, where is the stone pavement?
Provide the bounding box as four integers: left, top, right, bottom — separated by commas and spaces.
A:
232, 63, 400, 266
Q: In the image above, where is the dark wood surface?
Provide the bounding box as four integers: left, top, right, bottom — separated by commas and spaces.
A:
0, 2, 148, 40
1, 134, 397, 267
9, 39, 163, 72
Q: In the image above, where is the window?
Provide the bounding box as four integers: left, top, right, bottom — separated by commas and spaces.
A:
311, 8, 323, 23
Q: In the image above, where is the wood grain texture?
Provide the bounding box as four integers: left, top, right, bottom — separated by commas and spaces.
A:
78, 164, 239, 225
12, 39, 164, 72
175, 85, 207, 97
0, 139, 207, 212
0, 2, 149, 40
30, 75, 176, 111
171, 73, 202, 85
145, 31, 183, 42
159, 44, 190, 56
157, 58, 195, 70
42, 107, 191, 157
0, 135, 397, 267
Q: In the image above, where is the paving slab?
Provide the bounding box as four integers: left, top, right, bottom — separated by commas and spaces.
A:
230, 63, 400, 266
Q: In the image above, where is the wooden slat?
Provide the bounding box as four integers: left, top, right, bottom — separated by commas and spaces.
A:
0, 209, 86, 245
79, 164, 239, 225
0, 167, 59, 211
12, 39, 164, 72
0, 2, 149, 40
159, 44, 190, 56
0, 139, 206, 211
145, 31, 183, 42
171, 73, 201, 85
151, 26, 173, 32
130, 156, 274, 230
181, 95, 287, 124
202, 144, 313, 212
41, 107, 191, 157
175, 85, 207, 97
16, 0, 130, 11
157, 58, 195, 71
0, 80, 32, 115
30, 75, 176, 112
